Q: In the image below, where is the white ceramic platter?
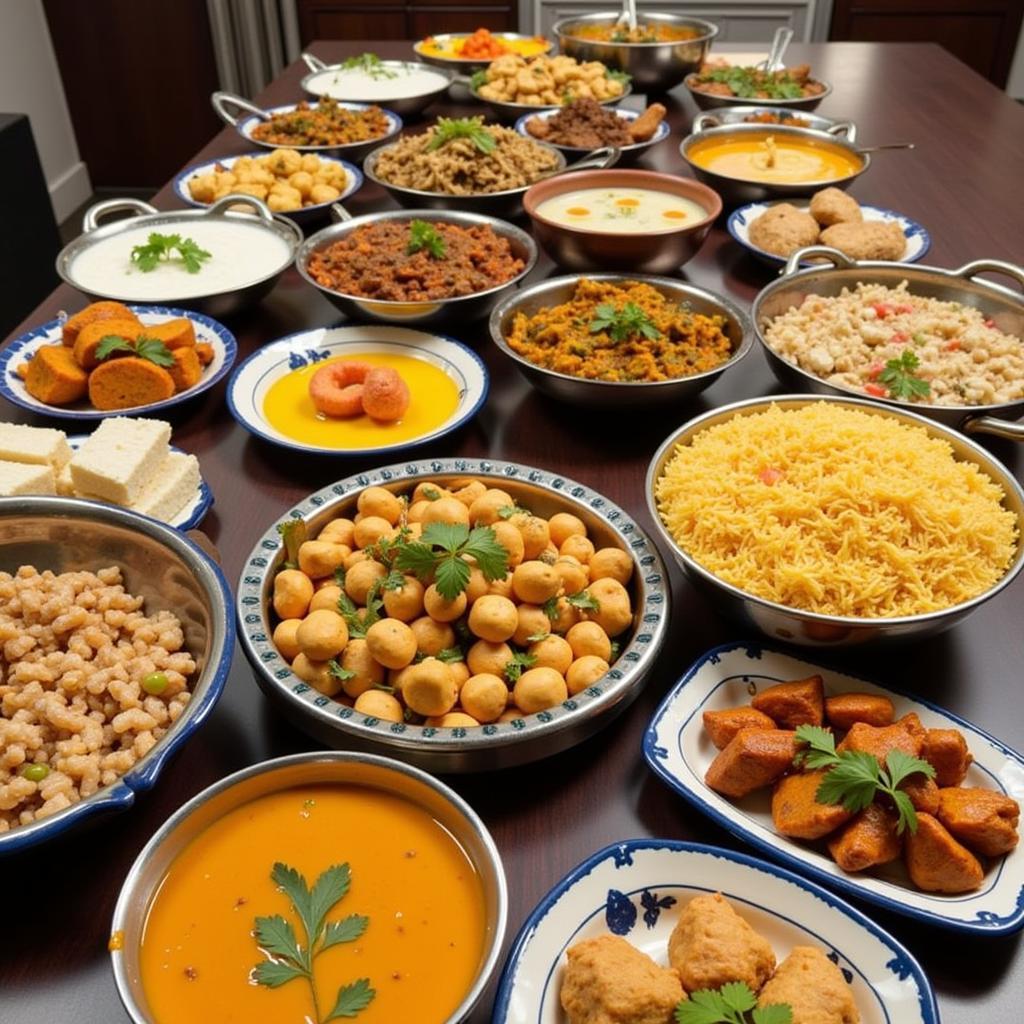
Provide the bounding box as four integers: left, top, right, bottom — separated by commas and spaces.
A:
493, 839, 938, 1023
644, 641, 1024, 934
226, 324, 488, 456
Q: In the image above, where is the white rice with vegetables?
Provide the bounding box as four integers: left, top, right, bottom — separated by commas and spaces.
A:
763, 281, 1024, 406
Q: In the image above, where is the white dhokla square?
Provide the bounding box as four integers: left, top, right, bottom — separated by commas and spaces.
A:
132, 452, 200, 521
69, 417, 171, 505
0, 461, 56, 495
56, 463, 75, 496
0, 423, 71, 470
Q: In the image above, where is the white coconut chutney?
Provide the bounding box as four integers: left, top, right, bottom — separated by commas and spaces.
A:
306, 63, 447, 102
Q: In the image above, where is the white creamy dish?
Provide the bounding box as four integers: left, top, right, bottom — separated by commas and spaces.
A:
308, 63, 448, 101
535, 188, 709, 233
69, 220, 291, 301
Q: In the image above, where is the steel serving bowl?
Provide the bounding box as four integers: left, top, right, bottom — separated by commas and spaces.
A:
514, 107, 670, 164
296, 206, 538, 326
753, 248, 1024, 438
522, 168, 721, 273
691, 106, 856, 142
363, 140, 618, 218
684, 70, 833, 111
237, 459, 670, 772
470, 78, 632, 124
645, 394, 1024, 647
679, 121, 869, 206
413, 32, 553, 74
300, 53, 454, 117
56, 195, 302, 318
0, 497, 234, 856
554, 12, 719, 94
211, 90, 403, 161
489, 273, 751, 408
110, 751, 507, 1023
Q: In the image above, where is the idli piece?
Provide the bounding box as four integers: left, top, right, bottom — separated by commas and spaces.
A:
748, 203, 820, 258
809, 187, 863, 227
757, 946, 860, 1024
560, 934, 684, 1024
668, 892, 775, 994
819, 220, 907, 261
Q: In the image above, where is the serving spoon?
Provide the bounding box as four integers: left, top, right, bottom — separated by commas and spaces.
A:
761, 27, 794, 72
855, 142, 915, 154
615, 0, 639, 33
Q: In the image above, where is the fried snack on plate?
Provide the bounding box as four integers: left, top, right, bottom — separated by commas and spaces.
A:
809, 186, 863, 227
936, 787, 1020, 857
751, 675, 824, 728
88, 357, 176, 411
772, 769, 854, 839
904, 812, 984, 893
836, 714, 924, 760
921, 728, 973, 787
757, 946, 861, 1024
168, 348, 203, 393
819, 220, 906, 261
702, 706, 776, 750
143, 317, 196, 351
748, 203, 819, 258
73, 318, 141, 371
62, 300, 136, 347
828, 802, 902, 872
824, 692, 894, 730
705, 728, 798, 798
25, 345, 89, 405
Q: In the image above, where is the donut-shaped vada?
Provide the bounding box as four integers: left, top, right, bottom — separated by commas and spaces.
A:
309, 360, 371, 418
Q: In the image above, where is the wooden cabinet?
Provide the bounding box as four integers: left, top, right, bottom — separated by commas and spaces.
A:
829, 0, 1023, 87
297, 0, 517, 44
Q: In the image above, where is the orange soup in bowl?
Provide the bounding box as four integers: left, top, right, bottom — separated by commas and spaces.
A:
138, 784, 486, 1024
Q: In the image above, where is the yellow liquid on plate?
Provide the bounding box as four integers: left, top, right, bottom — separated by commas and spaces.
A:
262, 352, 460, 450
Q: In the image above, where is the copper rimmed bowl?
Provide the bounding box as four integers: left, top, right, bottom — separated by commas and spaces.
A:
646, 394, 1024, 647
523, 168, 722, 273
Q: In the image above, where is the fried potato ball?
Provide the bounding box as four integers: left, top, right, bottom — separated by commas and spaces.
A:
344, 548, 371, 569
274, 569, 314, 620
448, 659, 470, 688
407, 499, 430, 523
344, 559, 386, 604
403, 658, 458, 716
467, 639, 514, 677
566, 621, 612, 661
560, 534, 595, 564
413, 481, 451, 503
514, 603, 552, 646
292, 653, 339, 696
309, 584, 343, 612
547, 596, 580, 634
464, 566, 490, 605
354, 689, 403, 722
589, 547, 633, 585
357, 486, 403, 525
529, 634, 573, 675
453, 479, 487, 508
424, 584, 468, 622
468, 594, 519, 643
809, 186, 863, 227
338, 637, 386, 698
567, 655, 610, 695
514, 666, 568, 713
410, 615, 456, 656
489, 575, 516, 599
468, 488, 514, 525
382, 576, 425, 622
549, 511, 586, 547
353, 515, 394, 550
425, 711, 480, 728
819, 219, 907, 261
497, 707, 524, 723
298, 540, 349, 579
512, 560, 562, 604
492, 521, 526, 567
273, 619, 302, 662
748, 202, 820, 258
421, 495, 470, 527
296, 608, 349, 661
365, 617, 417, 669
553, 557, 588, 595
460, 673, 509, 722
582, 577, 633, 636
516, 515, 551, 560
317, 518, 355, 547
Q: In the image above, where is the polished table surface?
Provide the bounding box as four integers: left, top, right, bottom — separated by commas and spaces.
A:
3, 39, 1023, 1024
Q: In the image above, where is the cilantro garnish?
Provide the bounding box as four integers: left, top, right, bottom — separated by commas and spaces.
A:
676, 981, 791, 1024
426, 117, 496, 155
878, 349, 931, 401
588, 302, 661, 343
395, 522, 508, 600
131, 232, 211, 274
407, 220, 446, 259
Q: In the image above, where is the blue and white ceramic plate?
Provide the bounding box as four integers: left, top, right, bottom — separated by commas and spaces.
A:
172, 152, 362, 224
0, 305, 237, 422
644, 641, 1024, 935
728, 201, 931, 267
66, 436, 212, 531
493, 839, 937, 1024
226, 324, 488, 457
513, 107, 670, 157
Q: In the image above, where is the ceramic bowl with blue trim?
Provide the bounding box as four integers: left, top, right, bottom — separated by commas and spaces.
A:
0, 497, 234, 856
513, 107, 670, 162
237, 458, 670, 771
226, 324, 489, 457
644, 641, 1024, 934
493, 838, 938, 1023
728, 199, 931, 267
0, 305, 237, 423
172, 152, 362, 225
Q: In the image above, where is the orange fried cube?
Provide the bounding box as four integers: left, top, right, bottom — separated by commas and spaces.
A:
828, 802, 901, 872
751, 675, 824, 729
825, 692, 895, 730
705, 728, 798, 799
702, 706, 776, 750
936, 787, 1019, 858
771, 770, 853, 840
905, 813, 984, 894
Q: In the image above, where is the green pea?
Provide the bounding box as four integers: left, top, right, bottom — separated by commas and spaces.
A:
21, 764, 49, 782
142, 671, 169, 695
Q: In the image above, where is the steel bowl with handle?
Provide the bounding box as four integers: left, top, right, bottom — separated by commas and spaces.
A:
111, 751, 507, 1023
56, 195, 302, 318
237, 459, 670, 772
691, 106, 857, 142
679, 121, 869, 206
296, 205, 537, 326
363, 141, 619, 218
514, 106, 670, 163
684, 71, 833, 111
753, 248, 1024, 438
489, 273, 751, 408
645, 394, 1024, 647
210, 89, 403, 160
554, 11, 719, 94
299, 53, 453, 117
0, 497, 234, 855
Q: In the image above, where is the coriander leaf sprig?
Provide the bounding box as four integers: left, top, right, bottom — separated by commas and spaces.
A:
426, 116, 496, 155
340, 52, 397, 79
878, 348, 931, 401
276, 519, 309, 570
395, 522, 508, 600
95, 334, 176, 368
676, 981, 791, 1024
252, 860, 374, 1023
793, 724, 936, 834
588, 302, 661, 344
130, 232, 212, 274
407, 219, 447, 259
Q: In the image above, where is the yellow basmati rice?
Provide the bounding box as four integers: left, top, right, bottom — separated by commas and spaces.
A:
654, 404, 1019, 618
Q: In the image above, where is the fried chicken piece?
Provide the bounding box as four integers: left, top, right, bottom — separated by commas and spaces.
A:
751, 675, 824, 729
824, 693, 894, 730
828, 802, 902, 872
757, 946, 860, 1023
904, 813, 984, 893
809, 187, 862, 227
819, 220, 906, 261
705, 728, 799, 799
561, 934, 684, 1024
772, 770, 854, 840
922, 729, 973, 788
702, 706, 776, 750
936, 787, 1020, 857
748, 203, 820, 258
668, 893, 775, 994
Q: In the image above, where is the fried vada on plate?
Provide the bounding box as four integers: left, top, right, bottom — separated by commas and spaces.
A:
819, 220, 906, 261
748, 203, 820, 258
560, 934, 684, 1024
809, 186, 862, 227
757, 946, 860, 1024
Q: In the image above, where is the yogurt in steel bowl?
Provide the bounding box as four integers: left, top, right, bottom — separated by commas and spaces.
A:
300, 53, 453, 116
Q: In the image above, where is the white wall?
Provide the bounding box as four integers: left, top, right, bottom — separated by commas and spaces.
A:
0, 0, 90, 221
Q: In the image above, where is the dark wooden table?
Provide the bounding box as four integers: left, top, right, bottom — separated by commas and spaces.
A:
3, 40, 1023, 1024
